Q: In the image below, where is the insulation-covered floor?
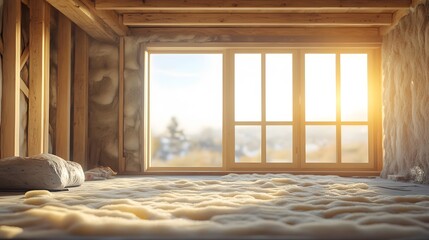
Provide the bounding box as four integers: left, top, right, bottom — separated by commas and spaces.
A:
0, 174, 429, 239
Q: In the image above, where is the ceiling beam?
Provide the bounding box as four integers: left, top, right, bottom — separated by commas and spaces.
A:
46, 0, 127, 42
96, 0, 411, 11
123, 13, 392, 27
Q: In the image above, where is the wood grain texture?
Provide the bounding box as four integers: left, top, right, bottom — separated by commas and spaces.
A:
46, 0, 119, 42
56, 13, 72, 160
28, 0, 50, 156
123, 13, 392, 27
73, 27, 89, 169
96, 0, 411, 11
1, 0, 21, 157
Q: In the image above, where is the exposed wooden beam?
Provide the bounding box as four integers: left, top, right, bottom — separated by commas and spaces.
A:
96, 0, 411, 11
56, 13, 72, 160
124, 13, 392, 27
28, 0, 50, 156
1, 0, 21, 158
20, 47, 29, 70
46, 0, 120, 42
73, 27, 89, 169
131, 27, 382, 43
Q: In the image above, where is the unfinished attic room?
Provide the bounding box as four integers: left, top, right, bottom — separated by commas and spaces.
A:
1, 0, 429, 238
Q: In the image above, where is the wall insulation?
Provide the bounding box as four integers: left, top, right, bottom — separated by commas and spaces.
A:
87, 40, 119, 170
381, 1, 429, 183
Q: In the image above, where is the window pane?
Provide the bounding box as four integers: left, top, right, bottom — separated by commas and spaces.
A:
150, 54, 222, 167
266, 126, 293, 163
341, 54, 368, 121
266, 54, 293, 121
342, 126, 368, 163
305, 54, 336, 121
306, 126, 336, 163
235, 54, 261, 121
235, 126, 261, 163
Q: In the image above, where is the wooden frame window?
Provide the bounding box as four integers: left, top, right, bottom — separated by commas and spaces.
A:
143, 45, 382, 174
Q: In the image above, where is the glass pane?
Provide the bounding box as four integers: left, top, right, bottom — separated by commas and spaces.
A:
305, 54, 336, 121
306, 126, 336, 163
266, 54, 293, 121
342, 126, 369, 163
150, 54, 222, 167
235, 54, 261, 121
235, 126, 261, 163
341, 54, 368, 121
266, 126, 293, 163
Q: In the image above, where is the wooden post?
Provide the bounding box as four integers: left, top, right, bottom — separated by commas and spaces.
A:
56, 13, 72, 160
1, 0, 21, 158
73, 27, 89, 169
28, 0, 50, 156
118, 37, 125, 172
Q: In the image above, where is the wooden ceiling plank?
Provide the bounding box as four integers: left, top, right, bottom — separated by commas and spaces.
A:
123, 13, 392, 27
46, 0, 119, 42
96, 0, 411, 11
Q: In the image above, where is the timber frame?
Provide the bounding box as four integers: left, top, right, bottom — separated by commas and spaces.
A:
0, 0, 422, 174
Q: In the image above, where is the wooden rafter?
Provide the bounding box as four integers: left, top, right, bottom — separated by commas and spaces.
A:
96, 0, 411, 11
46, 0, 127, 42
123, 13, 392, 27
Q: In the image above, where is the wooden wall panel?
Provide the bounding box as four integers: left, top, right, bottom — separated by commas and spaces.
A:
73, 27, 89, 169
56, 13, 72, 160
1, 0, 21, 157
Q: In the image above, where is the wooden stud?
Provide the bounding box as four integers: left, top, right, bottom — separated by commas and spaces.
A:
96, 0, 411, 11
123, 13, 392, 27
73, 27, 89, 169
118, 37, 125, 172
55, 13, 72, 160
46, 0, 121, 42
28, 0, 50, 156
1, 0, 21, 158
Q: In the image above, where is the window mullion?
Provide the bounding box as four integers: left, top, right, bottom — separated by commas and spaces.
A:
336, 52, 342, 165
261, 53, 266, 164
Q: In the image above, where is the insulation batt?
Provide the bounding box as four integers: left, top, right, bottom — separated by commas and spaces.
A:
88, 40, 119, 170
381, 1, 429, 183
0, 174, 428, 239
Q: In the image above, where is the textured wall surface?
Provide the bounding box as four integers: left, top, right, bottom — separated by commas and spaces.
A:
382, 1, 429, 183
87, 40, 119, 170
